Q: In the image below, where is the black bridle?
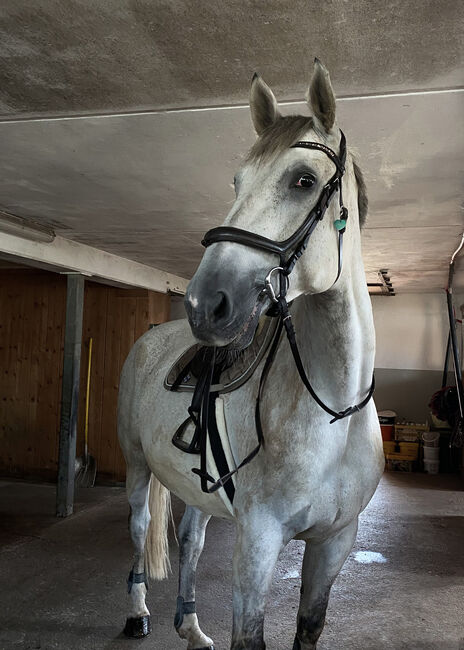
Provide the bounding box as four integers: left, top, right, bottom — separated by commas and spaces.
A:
173, 130, 375, 495
203, 131, 349, 286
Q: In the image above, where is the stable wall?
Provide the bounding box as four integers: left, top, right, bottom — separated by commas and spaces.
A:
0, 270, 66, 481
372, 292, 462, 422
172, 292, 455, 422
0, 269, 170, 483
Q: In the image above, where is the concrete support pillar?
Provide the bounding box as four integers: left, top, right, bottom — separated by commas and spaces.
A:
56, 274, 85, 517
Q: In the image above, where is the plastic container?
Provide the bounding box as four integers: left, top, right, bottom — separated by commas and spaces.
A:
380, 424, 394, 441
423, 446, 440, 460
424, 459, 439, 474
378, 410, 396, 425
422, 431, 440, 448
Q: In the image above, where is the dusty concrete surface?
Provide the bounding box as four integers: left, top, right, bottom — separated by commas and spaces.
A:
0, 90, 463, 289
0, 1, 462, 117
0, 473, 463, 649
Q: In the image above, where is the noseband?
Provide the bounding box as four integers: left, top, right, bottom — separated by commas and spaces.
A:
175, 130, 375, 496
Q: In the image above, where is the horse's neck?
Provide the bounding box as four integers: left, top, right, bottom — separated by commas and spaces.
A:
289, 252, 375, 410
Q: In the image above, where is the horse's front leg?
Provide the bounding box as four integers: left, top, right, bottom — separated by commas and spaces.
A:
123, 460, 152, 638
175, 505, 214, 650
231, 514, 284, 650
292, 518, 358, 650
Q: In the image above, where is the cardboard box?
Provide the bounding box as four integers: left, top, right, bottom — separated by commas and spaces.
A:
394, 423, 429, 442
383, 441, 419, 460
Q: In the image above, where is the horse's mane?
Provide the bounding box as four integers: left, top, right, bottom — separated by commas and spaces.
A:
246, 115, 368, 228
352, 158, 368, 228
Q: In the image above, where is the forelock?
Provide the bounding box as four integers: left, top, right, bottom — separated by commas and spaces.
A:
246, 115, 314, 164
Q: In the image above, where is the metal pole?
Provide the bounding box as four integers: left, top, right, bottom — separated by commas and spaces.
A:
56, 274, 85, 517
446, 233, 464, 427
442, 332, 451, 388
446, 291, 464, 419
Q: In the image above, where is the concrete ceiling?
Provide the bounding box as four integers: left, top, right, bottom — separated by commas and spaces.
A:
0, 0, 463, 292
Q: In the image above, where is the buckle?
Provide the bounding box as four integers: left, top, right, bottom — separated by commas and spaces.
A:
263, 267, 289, 303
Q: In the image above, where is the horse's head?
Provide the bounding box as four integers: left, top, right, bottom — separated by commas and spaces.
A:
185, 59, 366, 349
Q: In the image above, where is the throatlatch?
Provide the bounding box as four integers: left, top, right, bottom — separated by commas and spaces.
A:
171, 130, 375, 498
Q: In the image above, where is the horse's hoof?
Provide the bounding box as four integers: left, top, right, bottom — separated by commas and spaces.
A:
123, 615, 151, 638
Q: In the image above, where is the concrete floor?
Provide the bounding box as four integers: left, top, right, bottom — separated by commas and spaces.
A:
0, 473, 463, 650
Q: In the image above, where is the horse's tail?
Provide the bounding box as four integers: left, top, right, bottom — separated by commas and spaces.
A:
145, 474, 172, 580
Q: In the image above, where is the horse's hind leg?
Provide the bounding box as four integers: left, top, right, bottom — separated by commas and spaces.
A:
175, 505, 214, 650
292, 518, 358, 650
122, 456, 152, 638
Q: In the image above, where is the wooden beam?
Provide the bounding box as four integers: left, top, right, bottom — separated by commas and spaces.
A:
0, 231, 188, 295
56, 274, 85, 517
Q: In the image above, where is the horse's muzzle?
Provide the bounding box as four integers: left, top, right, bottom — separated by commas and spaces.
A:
184, 274, 264, 349
185, 287, 235, 342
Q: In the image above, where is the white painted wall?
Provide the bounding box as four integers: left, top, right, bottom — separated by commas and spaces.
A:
372, 293, 464, 371
171, 292, 463, 373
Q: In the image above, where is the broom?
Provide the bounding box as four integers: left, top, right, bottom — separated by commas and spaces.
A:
75, 338, 97, 487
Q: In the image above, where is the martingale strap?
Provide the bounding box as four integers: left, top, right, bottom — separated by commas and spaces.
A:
276, 297, 375, 423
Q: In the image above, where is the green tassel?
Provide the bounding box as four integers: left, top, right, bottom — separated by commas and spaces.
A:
334, 219, 346, 231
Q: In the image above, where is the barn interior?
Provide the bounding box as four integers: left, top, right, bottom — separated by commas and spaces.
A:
0, 2, 463, 649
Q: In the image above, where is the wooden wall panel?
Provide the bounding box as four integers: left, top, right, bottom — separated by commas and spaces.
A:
76, 284, 171, 483
0, 271, 66, 480
148, 291, 171, 325
0, 271, 171, 484
77, 284, 109, 465
100, 288, 123, 480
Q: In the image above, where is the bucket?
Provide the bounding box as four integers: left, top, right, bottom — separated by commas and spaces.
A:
423, 446, 439, 461
422, 431, 440, 448
378, 410, 396, 425
424, 459, 439, 474
380, 424, 394, 441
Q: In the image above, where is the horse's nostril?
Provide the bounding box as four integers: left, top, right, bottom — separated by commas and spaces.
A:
212, 291, 230, 322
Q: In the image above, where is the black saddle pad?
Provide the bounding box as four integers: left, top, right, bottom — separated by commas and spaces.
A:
164, 316, 279, 394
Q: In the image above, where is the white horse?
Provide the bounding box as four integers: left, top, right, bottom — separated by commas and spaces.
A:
117, 59, 384, 650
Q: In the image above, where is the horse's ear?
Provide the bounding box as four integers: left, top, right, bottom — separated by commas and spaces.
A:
250, 73, 280, 135
308, 58, 336, 133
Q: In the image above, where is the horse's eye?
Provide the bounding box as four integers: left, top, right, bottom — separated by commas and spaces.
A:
295, 173, 316, 189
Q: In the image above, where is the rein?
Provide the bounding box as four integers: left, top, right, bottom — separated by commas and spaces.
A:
172, 130, 375, 495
